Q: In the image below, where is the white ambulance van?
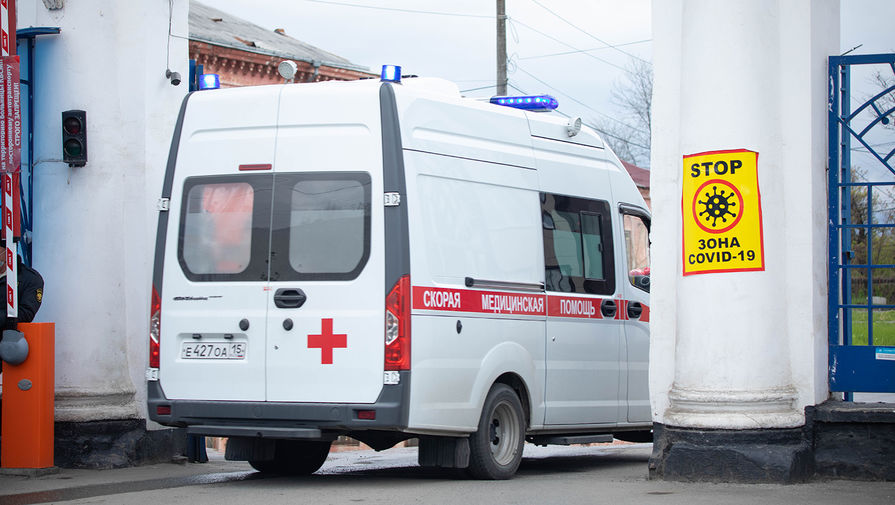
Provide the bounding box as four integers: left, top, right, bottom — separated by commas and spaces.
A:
148, 66, 652, 480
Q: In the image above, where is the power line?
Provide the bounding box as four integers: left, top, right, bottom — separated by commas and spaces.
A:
586, 123, 649, 151
513, 64, 649, 136
509, 18, 631, 75
507, 81, 530, 95
301, 0, 491, 19
519, 39, 652, 61
460, 84, 499, 93
528, 0, 650, 64
851, 140, 895, 152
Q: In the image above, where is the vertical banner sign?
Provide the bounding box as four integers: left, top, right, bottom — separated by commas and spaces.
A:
1, 0, 17, 320
682, 149, 765, 276
0, 0, 10, 56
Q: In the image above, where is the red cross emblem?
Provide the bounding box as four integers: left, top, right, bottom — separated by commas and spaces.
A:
308, 318, 347, 365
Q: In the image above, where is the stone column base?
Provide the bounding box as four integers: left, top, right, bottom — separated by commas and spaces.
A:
54, 419, 187, 469
665, 386, 803, 429
648, 423, 814, 483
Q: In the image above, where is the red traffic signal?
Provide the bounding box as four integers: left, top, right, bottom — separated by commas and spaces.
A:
62, 110, 87, 167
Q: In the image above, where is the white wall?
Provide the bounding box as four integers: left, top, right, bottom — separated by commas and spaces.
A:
650, 0, 838, 428
15, 0, 188, 422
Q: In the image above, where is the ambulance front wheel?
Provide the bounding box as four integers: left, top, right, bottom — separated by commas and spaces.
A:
249, 440, 331, 475
467, 383, 525, 480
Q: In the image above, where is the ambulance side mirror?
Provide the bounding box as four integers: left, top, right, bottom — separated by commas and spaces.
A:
632, 274, 650, 293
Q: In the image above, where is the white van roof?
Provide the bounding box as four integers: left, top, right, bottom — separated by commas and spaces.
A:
183, 76, 648, 213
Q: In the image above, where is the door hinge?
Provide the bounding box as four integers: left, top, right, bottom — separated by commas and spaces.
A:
157, 198, 170, 211
384, 192, 401, 207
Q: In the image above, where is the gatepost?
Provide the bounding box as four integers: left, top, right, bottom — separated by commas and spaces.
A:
1, 322, 56, 474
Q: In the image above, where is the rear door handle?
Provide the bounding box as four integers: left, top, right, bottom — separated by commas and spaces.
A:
627, 301, 643, 320
274, 288, 307, 309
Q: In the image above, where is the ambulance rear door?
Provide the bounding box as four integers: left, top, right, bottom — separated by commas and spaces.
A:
264, 83, 385, 404
158, 87, 279, 402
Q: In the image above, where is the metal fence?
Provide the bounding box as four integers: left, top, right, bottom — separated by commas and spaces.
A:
828, 53, 895, 395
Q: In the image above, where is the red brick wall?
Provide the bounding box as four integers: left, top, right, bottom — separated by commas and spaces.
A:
189, 41, 375, 88
638, 187, 651, 210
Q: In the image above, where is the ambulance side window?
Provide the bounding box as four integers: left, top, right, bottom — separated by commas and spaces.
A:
541, 193, 615, 295
178, 175, 273, 281
622, 212, 651, 293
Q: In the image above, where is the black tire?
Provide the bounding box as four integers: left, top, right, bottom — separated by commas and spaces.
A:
249, 440, 331, 475
467, 383, 526, 480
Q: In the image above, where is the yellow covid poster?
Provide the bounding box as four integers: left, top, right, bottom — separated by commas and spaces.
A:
682, 149, 765, 275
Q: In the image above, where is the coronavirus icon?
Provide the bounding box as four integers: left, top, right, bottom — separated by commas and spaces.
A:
700, 186, 736, 225
692, 179, 744, 233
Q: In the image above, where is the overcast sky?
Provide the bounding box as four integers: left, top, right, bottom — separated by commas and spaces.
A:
197, 0, 893, 167
196, 0, 651, 134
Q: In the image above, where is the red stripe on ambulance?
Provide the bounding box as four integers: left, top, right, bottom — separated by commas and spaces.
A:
614, 299, 629, 320
546, 295, 602, 319
413, 286, 545, 316
413, 286, 647, 323
638, 304, 650, 322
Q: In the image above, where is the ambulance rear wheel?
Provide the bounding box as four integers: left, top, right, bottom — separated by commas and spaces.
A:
249, 440, 331, 475
467, 383, 525, 480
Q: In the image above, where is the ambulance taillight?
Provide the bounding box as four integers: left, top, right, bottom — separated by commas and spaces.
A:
385, 275, 410, 371
149, 286, 161, 369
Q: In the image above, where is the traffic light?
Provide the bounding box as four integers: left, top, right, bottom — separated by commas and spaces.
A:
62, 110, 87, 167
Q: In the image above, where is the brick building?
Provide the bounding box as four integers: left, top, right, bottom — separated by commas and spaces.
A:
621, 160, 650, 209
189, 1, 374, 88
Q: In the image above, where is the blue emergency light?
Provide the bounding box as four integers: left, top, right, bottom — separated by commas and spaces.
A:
381, 65, 402, 83
198, 73, 221, 90
490, 94, 559, 112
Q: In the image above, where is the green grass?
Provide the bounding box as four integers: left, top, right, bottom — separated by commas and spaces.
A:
850, 309, 895, 346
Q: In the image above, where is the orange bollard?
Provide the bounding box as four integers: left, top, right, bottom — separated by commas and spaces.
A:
1, 322, 55, 470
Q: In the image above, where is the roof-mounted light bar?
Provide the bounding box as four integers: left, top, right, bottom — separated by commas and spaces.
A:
381, 65, 402, 83
490, 94, 559, 112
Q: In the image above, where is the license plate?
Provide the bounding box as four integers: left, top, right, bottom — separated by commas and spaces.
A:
181, 342, 246, 360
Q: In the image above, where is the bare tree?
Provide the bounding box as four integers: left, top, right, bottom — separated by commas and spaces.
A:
870, 70, 894, 131
596, 59, 652, 167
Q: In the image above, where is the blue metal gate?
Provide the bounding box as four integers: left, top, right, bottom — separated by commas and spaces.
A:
828, 53, 895, 394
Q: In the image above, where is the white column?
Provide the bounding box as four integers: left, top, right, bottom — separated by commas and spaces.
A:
650, 0, 838, 429
17, 0, 187, 423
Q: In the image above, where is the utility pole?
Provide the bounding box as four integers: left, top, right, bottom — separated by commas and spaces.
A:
496, 0, 507, 96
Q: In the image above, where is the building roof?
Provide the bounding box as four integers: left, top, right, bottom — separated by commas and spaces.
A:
189, 0, 369, 73
621, 160, 650, 189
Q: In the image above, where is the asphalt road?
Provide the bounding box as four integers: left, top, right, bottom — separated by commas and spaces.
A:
3, 444, 894, 505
